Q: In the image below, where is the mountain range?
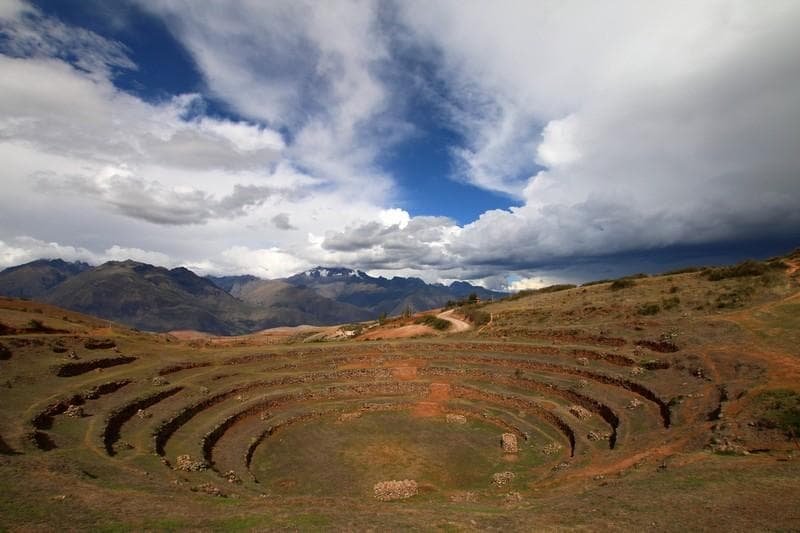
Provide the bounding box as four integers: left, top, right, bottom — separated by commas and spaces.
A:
0, 260, 504, 335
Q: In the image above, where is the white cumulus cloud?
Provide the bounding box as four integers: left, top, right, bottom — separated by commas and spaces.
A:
1, 0, 799, 287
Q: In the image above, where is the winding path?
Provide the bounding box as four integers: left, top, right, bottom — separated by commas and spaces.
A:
436, 309, 472, 333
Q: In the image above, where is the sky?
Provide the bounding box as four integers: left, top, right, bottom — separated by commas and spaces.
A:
0, 0, 798, 290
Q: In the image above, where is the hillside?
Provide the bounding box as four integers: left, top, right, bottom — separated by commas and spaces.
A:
41, 261, 261, 335
0, 261, 504, 334
204, 275, 259, 293
0, 252, 798, 530
229, 279, 373, 325
284, 267, 504, 316
0, 259, 91, 299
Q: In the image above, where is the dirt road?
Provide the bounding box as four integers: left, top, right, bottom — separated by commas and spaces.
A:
436, 309, 472, 332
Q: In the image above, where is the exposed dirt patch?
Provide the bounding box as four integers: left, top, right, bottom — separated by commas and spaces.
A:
392, 366, 418, 380
167, 330, 214, 340
413, 401, 442, 417
360, 324, 433, 340
429, 382, 451, 401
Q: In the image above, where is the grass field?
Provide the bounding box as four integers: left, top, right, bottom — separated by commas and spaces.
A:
1, 256, 799, 530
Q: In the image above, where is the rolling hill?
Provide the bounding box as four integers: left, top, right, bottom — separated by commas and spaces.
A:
0, 251, 798, 530
0, 261, 504, 334
0, 259, 91, 299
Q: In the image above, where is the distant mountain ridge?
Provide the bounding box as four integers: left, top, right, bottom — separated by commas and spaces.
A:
204, 275, 260, 293
283, 266, 503, 317
0, 260, 505, 334
0, 259, 92, 299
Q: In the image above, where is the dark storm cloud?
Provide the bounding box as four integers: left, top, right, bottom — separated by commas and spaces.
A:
37, 173, 293, 226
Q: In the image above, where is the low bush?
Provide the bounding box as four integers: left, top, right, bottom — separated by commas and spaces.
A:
715, 286, 755, 308
589, 273, 648, 288
609, 278, 636, 290
662, 296, 681, 310
414, 315, 451, 331
445, 293, 481, 308
767, 259, 789, 270
27, 319, 46, 332
459, 306, 490, 326
636, 303, 661, 316
756, 389, 800, 437
704, 259, 784, 281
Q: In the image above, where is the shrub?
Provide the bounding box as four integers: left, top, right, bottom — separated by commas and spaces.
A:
767, 260, 789, 270
715, 286, 755, 308
704, 260, 774, 281
460, 306, 490, 326
590, 274, 647, 288
609, 278, 636, 290
636, 303, 661, 316
414, 315, 451, 331
27, 319, 46, 331
662, 296, 681, 310
669, 286, 680, 294
447, 294, 488, 308
756, 389, 800, 437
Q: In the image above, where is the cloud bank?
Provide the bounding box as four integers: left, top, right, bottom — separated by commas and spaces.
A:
1, 0, 799, 287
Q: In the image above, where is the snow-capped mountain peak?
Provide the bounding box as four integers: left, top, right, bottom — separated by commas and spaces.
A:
301, 266, 366, 279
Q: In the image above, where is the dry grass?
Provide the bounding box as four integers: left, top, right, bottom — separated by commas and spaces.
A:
1, 257, 799, 530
